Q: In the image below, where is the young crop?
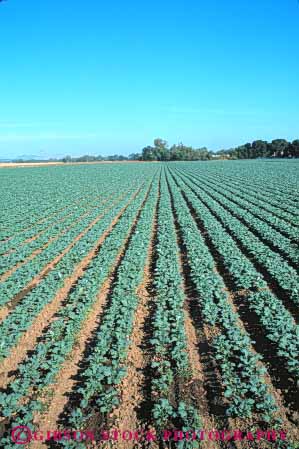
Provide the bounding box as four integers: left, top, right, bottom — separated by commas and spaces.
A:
0, 184, 151, 360
184, 168, 299, 241
166, 170, 279, 424
170, 170, 299, 378
178, 168, 299, 262
176, 170, 299, 306
56, 174, 160, 448
0, 175, 159, 449
150, 170, 201, 446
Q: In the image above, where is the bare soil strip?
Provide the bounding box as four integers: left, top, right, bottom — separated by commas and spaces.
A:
28, 179, 155, 448
0, 191, 128, 323
109, 256, 156, 449
0, 187, 142, 390
29, 278, 112, 449
168, 171, 299, 448
224, 288, 299, 444
167, 178, 233, 449
109, 213, 158, 449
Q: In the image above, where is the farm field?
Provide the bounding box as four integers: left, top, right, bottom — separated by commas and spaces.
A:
0, 160, 298, 449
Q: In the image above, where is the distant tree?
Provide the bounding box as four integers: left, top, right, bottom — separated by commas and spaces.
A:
216, 138, 299, 159
291, 140, 299, 157
251, 140, 269, 158
75, 155, 97, 162
128, 153, 141, 160
270, 139, 289, 157
142, 146, 156, 161
62, 155, 72, 163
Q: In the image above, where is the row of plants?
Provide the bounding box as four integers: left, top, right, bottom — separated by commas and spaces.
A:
180, 167, 299, 244
169, 170, 299, 378
0, 173, 160, 449
58, 174, 160, 448
0, 169, 101, 239
0, 190, 125, 306
0, 164, 158, 240
0, 181, 151, 360
176, 170, 299, 307
149, 170, 201, 447
177, 168, 298, 264
202, 170, 299, 234
0, 167, 150, 255
166, 170, 279, 422
0, 191, 116, 275
0, 189, 111, 257
204, 168, 299, 216
225, 171, 299, 206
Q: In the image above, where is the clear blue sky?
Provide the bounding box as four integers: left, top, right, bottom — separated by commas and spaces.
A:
0, 0, 298, 158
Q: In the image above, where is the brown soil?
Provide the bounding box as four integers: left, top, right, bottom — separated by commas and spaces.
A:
109, 262, 156, 449
25, 179, 156, 449
29, 278, 112, 449
109, 215, 159, 449
183, 306, 218, 449
0, 187, 141, 390
0, 190, 128, 322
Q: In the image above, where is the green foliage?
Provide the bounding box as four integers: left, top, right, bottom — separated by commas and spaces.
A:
141, 138, 212, 161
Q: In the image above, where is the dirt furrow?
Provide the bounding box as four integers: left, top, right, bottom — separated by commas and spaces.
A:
0, 189, 141, 390
109, 222, 158, 449
168, 170, 299, 447
180, 177, 299, 323
28, 178, 157, 448
0, 191, 128, 323
166, 176, 232, 449
29, 278, 112, 449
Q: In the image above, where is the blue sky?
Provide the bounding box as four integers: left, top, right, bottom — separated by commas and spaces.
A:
0, 0, 298, 158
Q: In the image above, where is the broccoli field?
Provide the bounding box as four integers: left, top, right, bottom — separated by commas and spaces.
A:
0, 160, 298, 449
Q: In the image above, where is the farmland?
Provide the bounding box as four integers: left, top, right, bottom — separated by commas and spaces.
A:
0, 160, 298, 449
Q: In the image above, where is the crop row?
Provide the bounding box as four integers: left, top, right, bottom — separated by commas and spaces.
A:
0, 165, 156, 240
166, 170, 279, 423
180, 167, 299, 243
0, 192, 116, 275
169, 169, 299, 378
202, 169, 299, 233
59, 174, 160, 448
176, 168, 298, 264
0, 190, 124, 306
224, 171, 299, 205
199, 167, 299, 215
0, 173, 159, 449
0, 170, 98, 238
0, 168, 147, 254
150, 171, 201, 443
0, 181, 152, 361
0, 190, 110, 257
176, 170, 299, 307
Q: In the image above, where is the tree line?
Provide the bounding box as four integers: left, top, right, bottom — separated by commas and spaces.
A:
11, 137, 299, 164
218, 139, 299, 159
